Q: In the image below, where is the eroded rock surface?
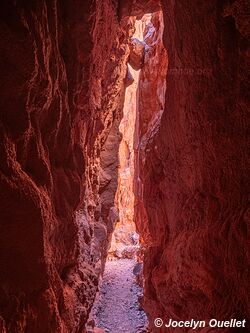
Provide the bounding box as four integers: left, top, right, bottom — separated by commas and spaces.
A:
129, 38, 145, 70
0, 1, 133, 332
110, 16, 152, 260
135, 1, 250, 331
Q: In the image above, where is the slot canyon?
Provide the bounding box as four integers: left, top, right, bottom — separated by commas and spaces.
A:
0, 1, 249, 333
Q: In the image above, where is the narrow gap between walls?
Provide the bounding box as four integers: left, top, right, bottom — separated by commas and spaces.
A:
86, 11, 166, 333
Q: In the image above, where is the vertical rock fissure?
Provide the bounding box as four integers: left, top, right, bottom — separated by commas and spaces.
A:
109, 16, 149, 260
87, 12, 166, 333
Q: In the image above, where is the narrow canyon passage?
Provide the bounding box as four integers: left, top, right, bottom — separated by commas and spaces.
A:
86, 14, 160, 333
0, 1, 249, 333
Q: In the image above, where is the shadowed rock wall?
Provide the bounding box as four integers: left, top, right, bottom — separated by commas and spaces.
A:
136, 1, 250, 331
0, 1, 132, 332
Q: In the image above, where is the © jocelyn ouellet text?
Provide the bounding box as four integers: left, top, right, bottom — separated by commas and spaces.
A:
154, 318, 247, 329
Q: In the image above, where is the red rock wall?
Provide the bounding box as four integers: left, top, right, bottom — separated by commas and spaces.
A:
134, 10, 167, 246
0, 1, 131, 332
1, 0, 249, 332
136, 0, 250, 331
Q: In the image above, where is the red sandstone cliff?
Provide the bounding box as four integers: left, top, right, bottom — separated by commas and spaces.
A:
135, 1, 250, 331
0, 1, 132, 332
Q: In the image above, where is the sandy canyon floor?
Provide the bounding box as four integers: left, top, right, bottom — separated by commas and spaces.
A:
90, 259, 148, 333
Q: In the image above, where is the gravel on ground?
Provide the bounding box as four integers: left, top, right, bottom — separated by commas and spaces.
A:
90, 258, 148, 333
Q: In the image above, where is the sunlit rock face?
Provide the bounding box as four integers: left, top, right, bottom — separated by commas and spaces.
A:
136, 1, 250, 331
129, 38, 145, 70
0, 1, 133, 332
109, 62, 139, 258
109, 18, 150, 259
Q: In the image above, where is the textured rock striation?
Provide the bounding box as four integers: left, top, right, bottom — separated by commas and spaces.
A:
134, 10, 167, 251
0, 1, 133, 332
135, 1, 250, 331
